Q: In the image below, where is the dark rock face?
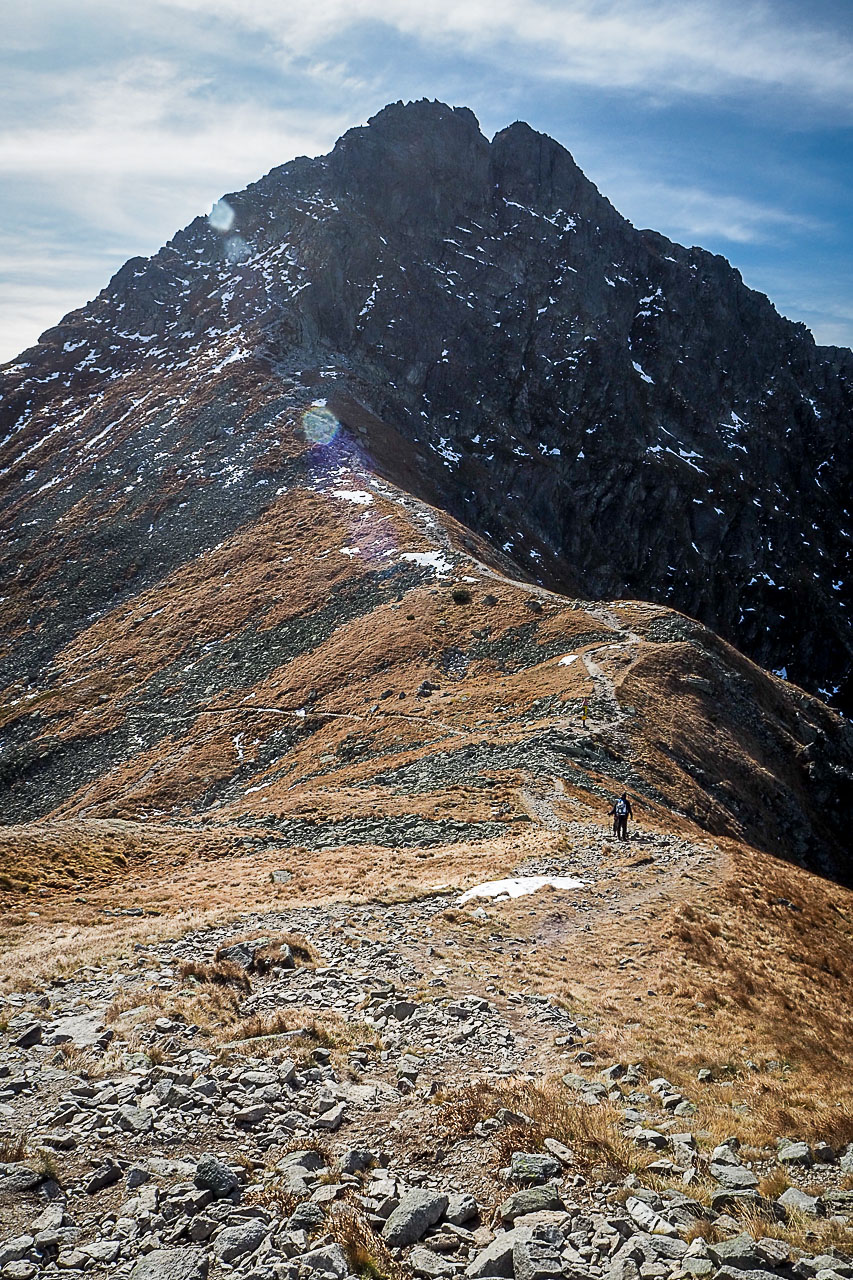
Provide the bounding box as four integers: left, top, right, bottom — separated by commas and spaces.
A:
1, 98, 851, 711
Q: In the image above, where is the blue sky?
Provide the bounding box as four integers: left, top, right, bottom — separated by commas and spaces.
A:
1, 0, 851, 362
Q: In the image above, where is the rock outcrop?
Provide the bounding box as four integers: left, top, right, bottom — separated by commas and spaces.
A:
2, 99, 851, 714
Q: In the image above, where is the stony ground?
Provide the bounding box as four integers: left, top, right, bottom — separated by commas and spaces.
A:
3, 846, 853, 1280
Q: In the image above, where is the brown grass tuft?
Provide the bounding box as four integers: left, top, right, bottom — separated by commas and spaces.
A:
439, 1076, 645, 1178
178, 957, 252, 992
221, 1006, 381, 1065
326, 1201, 400, 1280
0, 1131, 27, 1162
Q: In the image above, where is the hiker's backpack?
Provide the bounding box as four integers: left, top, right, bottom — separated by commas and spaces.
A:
615, 798, 628, 816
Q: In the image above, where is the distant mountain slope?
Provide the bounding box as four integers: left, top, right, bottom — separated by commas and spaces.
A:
0, 100, 851, 881
2, 99, 850, 714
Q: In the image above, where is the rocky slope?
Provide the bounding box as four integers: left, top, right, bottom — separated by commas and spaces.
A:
1, 99, 851, 716
5, 95, 853, 1280
3, 860, 853, 1280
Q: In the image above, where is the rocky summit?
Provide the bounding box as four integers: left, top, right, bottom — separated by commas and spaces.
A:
1, 99, 853, 1280
1, 99, 852, 712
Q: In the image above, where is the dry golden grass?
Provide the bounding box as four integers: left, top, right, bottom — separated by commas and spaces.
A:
682, 1219, 725, 1245
0, 1131, 27, 1162
439, 1076, 648, 1178
758, 1167, 792, 1200
179, 957, 252, 992
732, 1204, 853, 1256
326, 1202, 400, 1280
215, 931, 323, 972
0, 904, 233, 996
221, 1006, 382, 1066
105, 977, 243, 1038
244, 1179, 299, 1219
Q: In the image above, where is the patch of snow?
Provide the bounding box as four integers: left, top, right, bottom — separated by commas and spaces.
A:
557, 655, 579, 666
402, 551, 452, 576
333, 489, 373, 505
458, 875, 584, 905
632, 361, 654, 385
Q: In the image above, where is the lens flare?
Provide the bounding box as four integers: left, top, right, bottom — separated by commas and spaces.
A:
302, 404, 340, 445
208, 198, 235, 232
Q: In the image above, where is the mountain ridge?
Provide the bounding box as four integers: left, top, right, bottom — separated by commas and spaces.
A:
0, 98, 851, 878
3, 99, 850, 717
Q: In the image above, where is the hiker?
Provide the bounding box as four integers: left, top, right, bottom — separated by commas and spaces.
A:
609, 792, 633, 841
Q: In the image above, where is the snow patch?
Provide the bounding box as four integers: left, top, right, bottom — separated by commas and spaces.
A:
458, 875, 584, 905
333, 489, 373, 506
632, 361, 655, 385
402, 551, 452, 576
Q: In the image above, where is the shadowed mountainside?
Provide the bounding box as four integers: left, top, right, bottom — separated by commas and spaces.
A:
1, 100, 851, 715
0, 100, 851, 897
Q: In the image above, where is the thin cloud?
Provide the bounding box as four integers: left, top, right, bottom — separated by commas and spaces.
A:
163, 0, 853, 113
610, 179, 825, 245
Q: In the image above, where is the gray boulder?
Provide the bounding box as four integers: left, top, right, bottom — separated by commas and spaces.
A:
410, 1246, 456, 1277
217, 942, 255, 969
715, 1270, 783, 1280
499, 1186, 562, 1223
313, 1101, 346, 1131
13, 1023, 42, 1048
513, 1227, 565, 1280
466, 1228, 532, 1278
710, 1162, 758, 1189
446, 1192, 479, 1225
710, 1234, 766, 1269
508, 1152, 562, 1185
630, 1233, 688, 1262
288, 1202, 326, 1232
0, 1238, 34, 1268
296, 1243, 349, 1278
608, 1261, 641, 1280
116, 1105, 153, 1135
710, 1188, 762, 1213
778, 1141, 814, 1167
131, 1248, 209, 1280
212, 1220, 268, 1262
778, 1186, 822, 1217
383, 1189, 449, 1247
340, 1147, 377, 1174
84, 1160, 122, 1194
0, 1166, 42, 1194
194, 1154, 238, 1198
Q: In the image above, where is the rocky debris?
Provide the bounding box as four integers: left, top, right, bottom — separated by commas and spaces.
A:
2, 902, 852, 1280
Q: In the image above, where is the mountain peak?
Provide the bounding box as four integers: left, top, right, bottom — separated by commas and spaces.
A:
329, 98, 489, 229
1, 102, 851, 730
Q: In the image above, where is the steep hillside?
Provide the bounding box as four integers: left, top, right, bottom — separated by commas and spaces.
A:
4, 102, 853, 1280
1, 100, 851, 716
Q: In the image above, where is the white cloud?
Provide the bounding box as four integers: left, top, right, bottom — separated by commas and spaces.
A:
603, 177, 823, 244
0, 54, 351, 358
162, 0, 853, 112
1, 1, 850, 358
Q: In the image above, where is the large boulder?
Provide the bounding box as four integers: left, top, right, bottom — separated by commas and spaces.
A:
131, 1249, 209, 1280
499, 1186, 562, 1223
193, 1154, 238, 1199
212, 1220, 268, 1263
383, 1189, 449, 1247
